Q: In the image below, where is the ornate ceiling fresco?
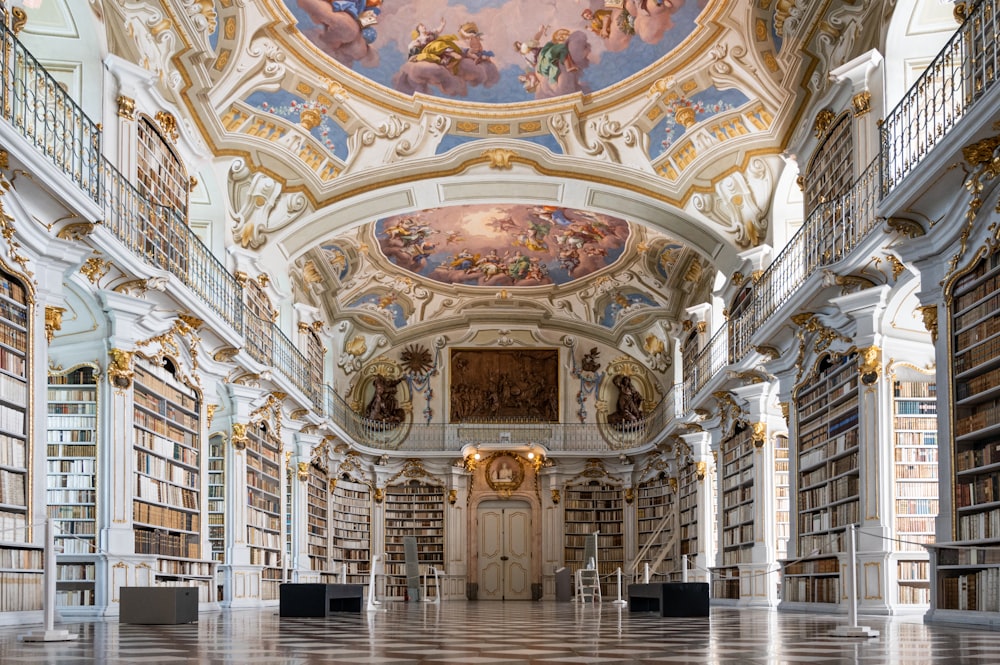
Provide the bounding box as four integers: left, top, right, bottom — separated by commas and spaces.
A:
289, 0, 712, 103
374, 204, 631, 286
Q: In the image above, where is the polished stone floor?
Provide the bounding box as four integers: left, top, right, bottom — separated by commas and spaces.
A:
1, 601, 999, 664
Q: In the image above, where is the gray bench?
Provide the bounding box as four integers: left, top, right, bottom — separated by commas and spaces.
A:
627, 582, 709, 617
279, 583, 365, 617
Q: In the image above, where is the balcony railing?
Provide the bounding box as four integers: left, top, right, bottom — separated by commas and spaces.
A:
882, 0, 998, 193
0, 18, 100, 200
727, 159, 880, 364
683, 326, 728, 407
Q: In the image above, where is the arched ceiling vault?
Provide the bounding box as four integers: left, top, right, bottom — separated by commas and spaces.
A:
93, 0, 865, 361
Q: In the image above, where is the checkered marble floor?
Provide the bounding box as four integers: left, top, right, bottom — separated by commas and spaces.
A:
1, 601, 999, 664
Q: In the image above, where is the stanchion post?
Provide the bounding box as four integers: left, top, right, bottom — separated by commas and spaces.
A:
613, 567, 627, 606
681, 554, 688, 583
830, 524, 879, 638
20, 518, 78, 642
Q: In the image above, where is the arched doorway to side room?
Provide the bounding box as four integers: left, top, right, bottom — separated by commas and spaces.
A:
477, 500, 532, 600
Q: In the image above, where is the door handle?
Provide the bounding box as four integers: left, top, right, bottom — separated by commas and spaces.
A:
500, 556, 509, 561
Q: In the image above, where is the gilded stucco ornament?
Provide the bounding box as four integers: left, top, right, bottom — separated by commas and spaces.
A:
297, 462, 309, 481
79, 257, 110, 283
750, 422, 767, 448
550, 489, 561, 504
117, 95, 136, 120
690, 159, 772, 248
155, 111, 179, 142
858, 345, 882, 384
107, 348, 134, 390
918, 304, 939, 343
482, 148, 517, 169
755, 345, 780, 362
885, 217, 926, 238
44, 306, 65, 343
852, 91, 872, 117
695, 461, 708, 480
949, 129, 1000, 273
813, 109, 835, 138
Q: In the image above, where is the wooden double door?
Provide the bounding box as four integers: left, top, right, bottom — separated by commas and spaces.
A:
477, 500, 532, 600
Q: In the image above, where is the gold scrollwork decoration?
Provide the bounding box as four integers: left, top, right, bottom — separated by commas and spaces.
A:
852, 91, 871, 117
624, 487, 634, 504
448, 489, 457, 505
79, 257, 110, 283
695, 461, 708, 480
813, 109, 835, 139
155, 110, 179, 142
297, 462, 309, 481
117, 95, 136, 120
750, 421, 767, 448
550, 488, 561, 504
885, 217, 926, 238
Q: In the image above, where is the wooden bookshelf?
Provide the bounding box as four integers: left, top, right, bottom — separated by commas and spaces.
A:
132, 360, 213, 601
0, 269, 42, 612
245, 420, 283, 600
782, 555, 841, 603
893, 380, 937, 605
47, 367, 98, 608
636, 475, 675, 576
716, 424, 754, 599
384, 481, 444, 600
207, 434, 225, 564
939, 250, 1000, 615
331, 476, 371, 584
307, 463, 329, 571
775, 433, 790, 561
564, 482, 624, 596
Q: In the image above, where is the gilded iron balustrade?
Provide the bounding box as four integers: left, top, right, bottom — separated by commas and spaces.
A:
682, 325, 729, 407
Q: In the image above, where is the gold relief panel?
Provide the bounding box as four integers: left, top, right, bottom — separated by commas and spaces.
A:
455, 121, 480, 133
518, 121, 542, 133
117, 95, 135, 120
750, 421, 767, 448
107, 348, 134, 390
485, 452, 525, 496
297, 462, 309, 481
550, 488, 561, 504
296, 82, 315, 96
487, 124, 511, 135
231, 423, 248, 450
813, 109, 835, 139
78, 256, 109, 283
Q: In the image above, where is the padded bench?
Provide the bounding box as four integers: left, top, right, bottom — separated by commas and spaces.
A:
279, 583, 365, 617
627, 582, 709, 617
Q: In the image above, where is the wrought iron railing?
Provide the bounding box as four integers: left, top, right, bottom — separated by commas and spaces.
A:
683, 326, 728, 407
0, 18, 100, 200
99, 161, 243, 332
726, 159, 880, 364
882, 0, 998, 193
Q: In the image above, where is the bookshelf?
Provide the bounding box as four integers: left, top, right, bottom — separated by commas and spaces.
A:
331, 476, 371, 584
938, 250, 1000, 616
0, 269, 42, 612
716, 424, 754, 599
307, 463, 329, 571
207, 434, 225, 565
775, 432, 790, 571
245, 421, 283, 599
893, 380, 937, 606
564, 482, 624, 596
678, 462, 698, 571
636, 475, 675, 576
132, 360, 214, 601
384, 481, 444, 600
784, 352, 860, 604
47, 367, 98, 609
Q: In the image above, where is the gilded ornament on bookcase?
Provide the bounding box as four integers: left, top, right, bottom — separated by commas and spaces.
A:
948, 128, 1000, 274
668, 477, 678, 493
230, 423, 248, 450
107, 348, 134, 390
154, 111, 179, 142
78, 256, 109, 283
447, 489, 457, 505
44, 306, 65, 343
851, 91, 871, 117
297, 462, 309, 481
918, 304, 938, 343
550, 488, 561, 505
482, 148, 517, 169
885, 217, 926, 239
812, 108, 835, 139
624, 487, 634, 504
373, 487, 385, 503
116, 95, 135, 120
695, 461, 708, 480
750, 421, 767, 449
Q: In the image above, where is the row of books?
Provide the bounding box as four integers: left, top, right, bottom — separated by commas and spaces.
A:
0, 325, 27, 357
953, 288, 1000, 331
955, 442, 1000, 472
135, 474, 198, 509
0, 373, 26, 407
724, 502, 754, 527
723, 485, 753, 507
722, 466, 753, 490
0, 300, 27, 327
956, 507, 1000, 541
48, 402, 96, 416
47, 387, 95, 402
955, 332, 1000, 374
896, 516, 935, 534
134, 411, 196, 447
0, 404, 25, 436
0, 433, 26, 468
0, 571, 42, 611
133, 499, 200, 532
722, 523, 753, 547
247, 487, 280, 515
895, 447, 938, 463
957, 362, 1000, 401
247, 525, 282, 549
134, 428, 198, 465
784, 576, 839, 603
247, 503, 280, 530
134, 366, 197, 411
956, 475, 1000, 508
938, 569, 1000, 612
48, 459, 96, 474
49, 504, 94, 519
134, 527, 200, 558
135, 450, 198, 488
894, 382, 937, 398
0, 277, 27, 304
0, 468, 26, 506
156, 558, 212, 576
48, 429, 95, 444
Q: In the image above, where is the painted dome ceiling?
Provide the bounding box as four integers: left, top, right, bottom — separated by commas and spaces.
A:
288, 0, 713, 104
